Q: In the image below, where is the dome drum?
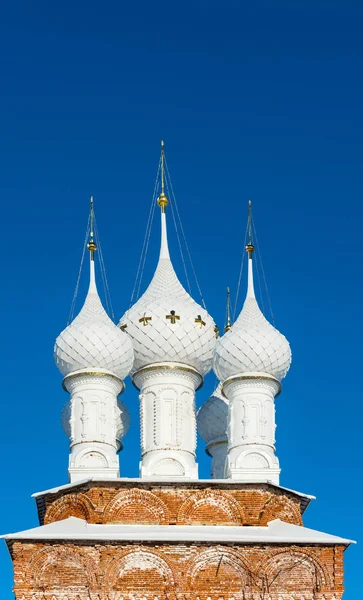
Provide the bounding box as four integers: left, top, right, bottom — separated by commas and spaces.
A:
133, 362, 203, 392
62, 368, 124, 395
221, 371, 282, 399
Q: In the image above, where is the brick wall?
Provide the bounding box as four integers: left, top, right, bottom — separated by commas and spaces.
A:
10, 540, 345, 599
43, 483, 304, 527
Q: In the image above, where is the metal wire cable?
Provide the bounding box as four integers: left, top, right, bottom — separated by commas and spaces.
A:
166, 177, 192, 294
130, 161, 160, 305
254, 235, 266, 316
232, 222, 248, 321
93, 216, 115, 321
252, 219, 275, 326
164, 157, 207, 310
136, 195, 157, 300
67, 215, 90, 325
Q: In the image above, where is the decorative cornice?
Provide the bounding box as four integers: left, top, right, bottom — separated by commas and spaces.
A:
222, 373, 281, 398
63, 370, 124, 393
133, 363, 203, 391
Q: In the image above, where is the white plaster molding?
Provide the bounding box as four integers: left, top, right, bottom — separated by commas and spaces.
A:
62, 372, 129, 482
134, 364, 201, 479
223, 372, 281, 484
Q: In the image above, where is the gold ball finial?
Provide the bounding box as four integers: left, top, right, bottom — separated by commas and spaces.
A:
157, 192, 169, 212
87, 240, 97, 253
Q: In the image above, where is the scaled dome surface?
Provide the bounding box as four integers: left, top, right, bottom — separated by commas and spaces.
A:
119, 211, 216, 376
55, 259, 134, 380
197, 383, 228, 444
213, 251, 291, 383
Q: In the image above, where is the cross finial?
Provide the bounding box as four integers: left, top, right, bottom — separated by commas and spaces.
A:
87, 196, 97, 260
224, 286, 232, 332
157, 140, 169, 213
246, 200, 254, 256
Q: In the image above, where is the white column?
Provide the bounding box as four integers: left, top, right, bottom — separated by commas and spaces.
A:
133, 362, 202, 479
223, 372, 281, 484
62, 370, 125, 482
206, 439, 228, 479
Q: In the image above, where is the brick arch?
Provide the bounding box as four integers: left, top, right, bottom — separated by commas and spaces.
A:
27, 545, 97, 589
186, 547, 248, 592
44, 493, 95, 525
103, 488, 169, 524
263, 549, 332, 591
177, 489, 244, 525
259, 495, 302, 526
104, 548, 175, 592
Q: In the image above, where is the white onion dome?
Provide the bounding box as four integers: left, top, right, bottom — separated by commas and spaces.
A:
119, 210, 217, 376
213, 247, 291, 383
116, 398, 130, 441
55, 250, 134, 380
197, 383, 228, 444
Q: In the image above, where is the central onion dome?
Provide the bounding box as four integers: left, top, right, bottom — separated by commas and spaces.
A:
55, 239, 134, 380
119, 186, 216, 376
213, 242, 291, 383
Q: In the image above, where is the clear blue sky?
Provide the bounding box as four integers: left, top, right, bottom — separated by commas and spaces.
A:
0, 1, 361, 597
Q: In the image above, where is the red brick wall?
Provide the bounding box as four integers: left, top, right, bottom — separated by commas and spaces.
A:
10, 540, 345, 599
43, 483, 303, 527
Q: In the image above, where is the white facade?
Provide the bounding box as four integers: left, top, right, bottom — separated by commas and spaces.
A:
223, 373, 281, 482
134, 363, 201, 478
214, 247, 291, 484
62, 371, 129, 481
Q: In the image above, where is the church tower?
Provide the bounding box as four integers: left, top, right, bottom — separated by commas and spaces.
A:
2, 148, 353, 600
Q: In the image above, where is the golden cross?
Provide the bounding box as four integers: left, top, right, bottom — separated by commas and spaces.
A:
139, 315, 152, 326
195, 315, 206, 329
119, 323, 128, 331
166, 310, 180, 324
214, 325, 220, 338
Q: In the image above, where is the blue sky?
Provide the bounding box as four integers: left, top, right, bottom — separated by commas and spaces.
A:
0, 0, 361, 596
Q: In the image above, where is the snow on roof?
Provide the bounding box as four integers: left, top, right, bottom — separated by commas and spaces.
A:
2, 517, 354, 546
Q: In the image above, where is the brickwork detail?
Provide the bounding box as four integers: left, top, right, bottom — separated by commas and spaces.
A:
11, 541, 345, 600
177, 489, 244, 525
42, 484, 303, 526
103, 489, 169, 524
259, 495, 302, 526
44, 493, 95, 525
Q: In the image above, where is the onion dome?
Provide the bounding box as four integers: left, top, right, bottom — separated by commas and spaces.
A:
119, 146, 216, 376
197, 383, 228, 445
54, 204, 134, 380
116, 398, 130, 441
213, 205, 291, 383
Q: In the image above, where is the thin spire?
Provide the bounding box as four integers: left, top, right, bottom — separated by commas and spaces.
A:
157, 140, 169, 213
157, 142, 170, 260
245, 200, 255, 298
225, 287, 232, 332
87, 196, 97, 290
87, 196, 97, 260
